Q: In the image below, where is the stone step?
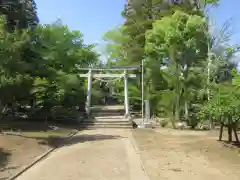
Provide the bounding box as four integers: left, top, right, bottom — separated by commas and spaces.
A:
91, 109, 125, 112
93, 116, 125, 119
91, 112, 125, 116
90, 105, 124, 111
80, 126, 133, 130
91, 111, 125, 115
79, 124, 133, 129
83, 106, 133, 129
79, 118, 132, 129
82, 119, 131, 124
81, 123, 132, 126
91, 116, 126, 119
90, 106, 125, 114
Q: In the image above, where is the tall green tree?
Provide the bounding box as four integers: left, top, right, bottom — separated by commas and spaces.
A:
29, 21, 99, 109
103, 0, 219, 115
120, 0, 217, 65
145, 10, 208, 126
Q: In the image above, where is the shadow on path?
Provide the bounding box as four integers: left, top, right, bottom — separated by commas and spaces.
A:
38, 134, 126, 148
0, 148, 11, 180
221, 140, 240, 149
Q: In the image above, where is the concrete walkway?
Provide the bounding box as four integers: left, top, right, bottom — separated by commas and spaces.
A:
16, 129, 149, 180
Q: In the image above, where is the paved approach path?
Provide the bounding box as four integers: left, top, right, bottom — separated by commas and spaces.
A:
17, 129, 149, 180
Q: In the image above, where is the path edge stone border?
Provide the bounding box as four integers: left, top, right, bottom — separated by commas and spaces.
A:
7, 130, 79, 180
130, 131, 150, 180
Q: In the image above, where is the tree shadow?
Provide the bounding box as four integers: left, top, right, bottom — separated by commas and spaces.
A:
0, 148, 11, 171
37, 134, 125, 148
221, 140, 240, 149
1, 118, 81, 132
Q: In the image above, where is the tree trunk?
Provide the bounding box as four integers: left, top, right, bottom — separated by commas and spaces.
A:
174, 100, 180, 124
0, 102, 7, 133
175, 107, 180, 121
227, 117, 233, 142
171, 109, 176, 129
0, 101, 2, 132
207, 43, 211, 102
0, 113, 3, 133
219, 123, 224, 141
207, 43, 215, 130
174, 91, 180, 123
184, 101, 188, 121
171, 120, 176, 129
210, 120, 215, 130
45, 116, 48, 125
233, 123, 239, 143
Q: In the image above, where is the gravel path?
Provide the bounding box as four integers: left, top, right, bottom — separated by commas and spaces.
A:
16, 129, 149, 180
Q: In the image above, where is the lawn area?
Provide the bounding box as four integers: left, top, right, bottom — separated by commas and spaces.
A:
0, 126, 77, 180
133, 128, 240, 180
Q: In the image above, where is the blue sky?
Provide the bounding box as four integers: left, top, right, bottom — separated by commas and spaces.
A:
36, 0, 125, 45
36, 0, 240, 52
209, 0, 240, 45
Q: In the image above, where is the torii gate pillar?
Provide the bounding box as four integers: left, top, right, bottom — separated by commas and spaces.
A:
86, 69, 92, 117
124, 70, 130, 119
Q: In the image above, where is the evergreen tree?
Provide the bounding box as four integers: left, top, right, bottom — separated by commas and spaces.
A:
0, 0, 39, 31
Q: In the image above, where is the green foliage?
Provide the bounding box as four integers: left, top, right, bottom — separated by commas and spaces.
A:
0, 15, 99, 120
145, 10, 208, 123
200, 76, 240, 124
145, 10, 207, 62
103, 27, 130, 65
103, 0, 222, 124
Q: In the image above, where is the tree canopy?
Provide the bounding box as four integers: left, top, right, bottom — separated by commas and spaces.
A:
0, 13, 99, 123
103, 0, 239, 142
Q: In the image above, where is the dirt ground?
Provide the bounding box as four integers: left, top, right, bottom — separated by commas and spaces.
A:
0, 127, 75, 180
133, 128, 240, 180
0, 135, 50, 180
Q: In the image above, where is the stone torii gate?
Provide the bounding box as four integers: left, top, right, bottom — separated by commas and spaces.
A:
79, 67, 138, 119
